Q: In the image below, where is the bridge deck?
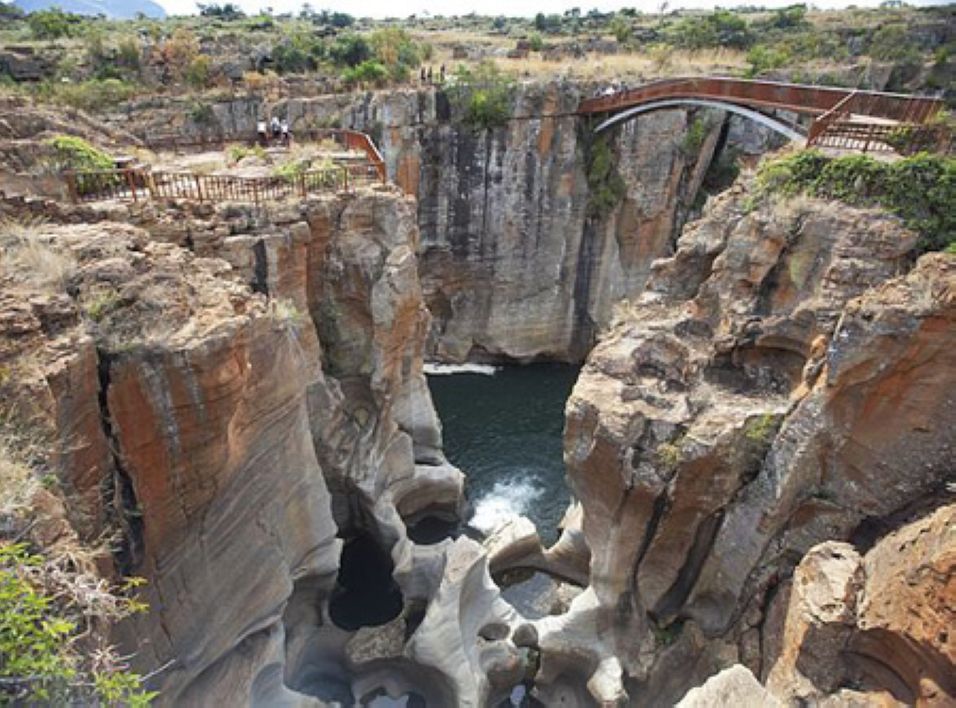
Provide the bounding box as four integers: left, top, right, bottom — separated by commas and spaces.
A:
578, 77, 942, 125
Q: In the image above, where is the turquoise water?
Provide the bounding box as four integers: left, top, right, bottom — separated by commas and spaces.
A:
426, 364, 580, 544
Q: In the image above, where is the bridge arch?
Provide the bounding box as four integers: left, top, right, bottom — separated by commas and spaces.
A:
591, 98, 806, 143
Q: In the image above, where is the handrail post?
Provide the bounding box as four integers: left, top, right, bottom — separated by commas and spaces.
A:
64, 171, 79, 203
125, 169, 138, 203
194, 174, 204, 202
343, 166, 349, 193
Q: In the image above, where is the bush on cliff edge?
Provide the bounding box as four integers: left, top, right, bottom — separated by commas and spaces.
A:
756, 150, 956, 254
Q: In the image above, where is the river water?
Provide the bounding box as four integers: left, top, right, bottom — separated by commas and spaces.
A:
426, 363, 580, 544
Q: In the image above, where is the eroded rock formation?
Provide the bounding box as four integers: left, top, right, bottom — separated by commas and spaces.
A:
536, 185, 955, 704
0, 188, 541, 705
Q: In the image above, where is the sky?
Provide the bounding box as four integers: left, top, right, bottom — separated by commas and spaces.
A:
157, 0, 947, 19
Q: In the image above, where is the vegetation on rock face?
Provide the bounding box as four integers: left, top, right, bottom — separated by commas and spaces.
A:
756, 150, 956, 254
0, 544, 156, 706
450, 61, 514, 131
0, 295, 155, 705
585, 133, 627, 219
45, 135, 114, 172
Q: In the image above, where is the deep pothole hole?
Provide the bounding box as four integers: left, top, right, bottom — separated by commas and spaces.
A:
328, 532, 403, 631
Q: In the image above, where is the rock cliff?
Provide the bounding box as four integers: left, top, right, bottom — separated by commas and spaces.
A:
537, 185, 955, 704
1, 188, 537, 705
111, 83, 735, 362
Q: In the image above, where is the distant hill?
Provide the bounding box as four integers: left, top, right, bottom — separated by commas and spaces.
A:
13, 0, 167, 18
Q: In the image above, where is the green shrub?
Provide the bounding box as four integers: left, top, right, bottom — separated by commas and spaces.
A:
746, 45, 791, 77
27, 8, 81, 40
745, 413, 778, 444
46, 135, 114, 172
341, 59, 388, 86
528, 32, 544, 51
768, 4, 808, 30
228, 144, 267, 162
329, 34, 371, 67
370, 28, 423, 81
272, 30, 326, 74
451, 62, 514, 131
189, 101, 215, 124
680, 115, 712, 156
669, 10, 754, 50
755, 150, 956, 254
274, 161, 302, 182
534, 13, 563, 34
185, 54, 213, 88
117, 38, 142, 71
198, 2, 245, 20
44, 78, 136, 111
586, 134, 627, 219
0, 544, 156, 705
609, 16, 632, 44
868, 23, 921, 63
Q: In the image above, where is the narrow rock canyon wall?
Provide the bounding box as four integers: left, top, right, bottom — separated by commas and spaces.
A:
542, 185, 955, 704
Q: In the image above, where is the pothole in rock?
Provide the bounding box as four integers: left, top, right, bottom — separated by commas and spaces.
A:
365, 690, 427, 707
404, 512, 460, 545
329, 533, 403, 631
497, 569, 583, 620
496, 682, 546, 707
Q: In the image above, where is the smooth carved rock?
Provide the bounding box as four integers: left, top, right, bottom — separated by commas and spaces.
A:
4, 191, 475, 705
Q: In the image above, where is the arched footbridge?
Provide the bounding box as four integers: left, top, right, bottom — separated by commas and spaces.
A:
578, 77, 946, 152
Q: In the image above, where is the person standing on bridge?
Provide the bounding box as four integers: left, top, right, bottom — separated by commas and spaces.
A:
257, 119, 268, 146
280, 119, 291, 147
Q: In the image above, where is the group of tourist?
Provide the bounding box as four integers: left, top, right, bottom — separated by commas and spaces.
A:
256, 116, 292, 146
419, 65, 446, 84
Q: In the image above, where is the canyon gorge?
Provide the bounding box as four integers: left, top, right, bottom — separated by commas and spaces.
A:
0, 80, 953, 708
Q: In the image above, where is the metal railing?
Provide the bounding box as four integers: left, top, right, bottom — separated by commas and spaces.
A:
579, 76, 944, 123
63, 165, 371, 205
580, 76, 946, 154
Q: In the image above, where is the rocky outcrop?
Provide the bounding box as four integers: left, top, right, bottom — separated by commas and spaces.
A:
767, 503, 956, 706
677, 664, 781, 707
539, 185, 955, 704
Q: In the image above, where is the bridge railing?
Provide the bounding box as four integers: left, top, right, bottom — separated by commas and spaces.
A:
64, 165, 360, 205
580, 76, 944, 126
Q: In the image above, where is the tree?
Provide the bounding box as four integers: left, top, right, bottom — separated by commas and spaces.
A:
27, 8, 78, 40
769, 4, 808, 29
329, 34, 371, 67
609, 16, 632, 43
370, 28, 422, 80
0, 2, 24, 21
198, 3, 245, 20
162, 27, 200, 82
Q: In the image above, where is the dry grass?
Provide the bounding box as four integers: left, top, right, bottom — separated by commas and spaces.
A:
0, 216, 76, 293
462, 47, 749, 84
0, 443, 39, 519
